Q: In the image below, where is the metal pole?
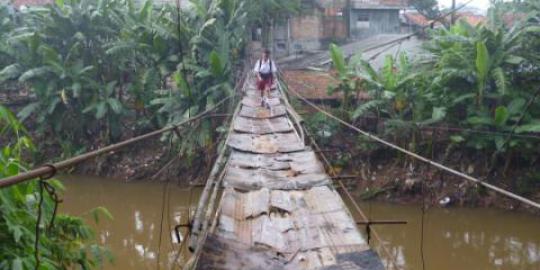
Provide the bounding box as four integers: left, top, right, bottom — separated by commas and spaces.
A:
451, 0, 456, 25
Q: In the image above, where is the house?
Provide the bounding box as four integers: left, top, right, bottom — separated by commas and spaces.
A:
348, 0, 406, 39
7, 0, 187, 8
268, 0, 408, 57
269, 0, 349, 57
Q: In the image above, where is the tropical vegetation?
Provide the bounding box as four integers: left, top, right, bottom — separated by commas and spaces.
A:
325, 0, 540, 193
0, 0, 300, 158
0, 0, 300, 268
0, 105, 112, 269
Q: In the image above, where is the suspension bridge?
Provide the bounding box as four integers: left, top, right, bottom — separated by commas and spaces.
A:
183, 76, 388, 269
1, 71, 539, 269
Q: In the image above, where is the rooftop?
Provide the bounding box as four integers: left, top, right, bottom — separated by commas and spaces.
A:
282, 70, 371, 101
282, 70, 340, 100
402, 11, 486, 27
351, 0, 407, 9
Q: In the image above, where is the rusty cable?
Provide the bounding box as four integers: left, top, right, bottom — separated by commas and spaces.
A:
171, 187, 194, 268
34, 180, 44, 270
188, 97, 242, 252
283, 84, 540, 209
420, 176, 427, 270
156, 177, 170, 270
33, 164, 58, 269
278, 74, 400, 268
42, 181, 62, 231
0, 95, 234, 189
301, 124, 400, 269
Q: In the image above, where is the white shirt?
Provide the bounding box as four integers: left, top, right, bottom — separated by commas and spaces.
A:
254, 58, 278, 74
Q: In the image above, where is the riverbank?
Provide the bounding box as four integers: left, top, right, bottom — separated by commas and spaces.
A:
59, 175, 540, 270
3, 89, 220, 183
323, 130, 540, 215
3, 84, 538, 214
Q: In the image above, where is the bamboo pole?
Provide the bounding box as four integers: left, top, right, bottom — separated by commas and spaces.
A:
187, 101, 241, 251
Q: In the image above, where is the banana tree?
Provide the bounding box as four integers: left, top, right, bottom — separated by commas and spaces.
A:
327, 43, 364, 116
354, 53, 424, 121
426, 17, 540, 169
0, 105, 112, 269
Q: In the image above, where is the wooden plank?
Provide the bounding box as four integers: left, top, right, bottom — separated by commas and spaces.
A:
195, 76, 383, 270
233, 116, 293, 134
227, 133, 305, 154
196, 234, 288, 270
242, 96, 281, 108
223, 167, 331, 191
245, 89, 281, 99
228, 151, 324, 174
270, 190, 298, 213
253, 215, 289, 252
239, 105, 287, 119
220, 188, 270, 220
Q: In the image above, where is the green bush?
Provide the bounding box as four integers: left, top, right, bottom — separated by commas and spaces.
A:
0, 105, 111, 269
329, 4, 540, 169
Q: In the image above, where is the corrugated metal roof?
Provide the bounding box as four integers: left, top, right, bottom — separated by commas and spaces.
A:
403, 11, 486, 27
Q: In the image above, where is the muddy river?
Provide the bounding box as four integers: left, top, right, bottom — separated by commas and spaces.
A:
60, 175, 540, 270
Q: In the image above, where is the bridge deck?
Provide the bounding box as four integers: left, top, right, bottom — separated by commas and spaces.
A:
195, 79, 384, 270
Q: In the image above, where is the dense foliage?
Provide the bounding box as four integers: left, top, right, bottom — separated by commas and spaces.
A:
327, 1, 540, 191
0, 0, 290, 157
0, 0, 300, 157
0, 105, 111, 269
0, 0, 300, 268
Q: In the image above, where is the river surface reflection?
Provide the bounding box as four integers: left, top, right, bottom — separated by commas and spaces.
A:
355, 201, 540, 270
60, 175, 198, 269
60, 175, 540, 269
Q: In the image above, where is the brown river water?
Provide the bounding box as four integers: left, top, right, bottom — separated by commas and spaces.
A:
60, 175, 540, 270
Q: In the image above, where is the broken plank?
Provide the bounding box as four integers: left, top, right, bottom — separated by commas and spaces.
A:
223, 167, 330, 191
233, 116, 293, 134
227, 133, 305, 154
242, 96, 281, 108
239, 104, 287, 119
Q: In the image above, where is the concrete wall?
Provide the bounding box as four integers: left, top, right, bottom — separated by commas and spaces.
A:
278, 11, 348, 56
349, 9, 400, 39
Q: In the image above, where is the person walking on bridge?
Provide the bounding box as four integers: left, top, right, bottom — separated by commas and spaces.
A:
254, 49, 278, 107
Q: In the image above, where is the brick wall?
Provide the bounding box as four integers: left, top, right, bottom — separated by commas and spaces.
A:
290, 14, 322, 40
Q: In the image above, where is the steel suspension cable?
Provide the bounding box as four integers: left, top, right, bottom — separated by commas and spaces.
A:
283, 86, 540, 210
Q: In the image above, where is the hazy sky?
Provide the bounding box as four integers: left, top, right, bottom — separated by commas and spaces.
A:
438, 0, 492, 11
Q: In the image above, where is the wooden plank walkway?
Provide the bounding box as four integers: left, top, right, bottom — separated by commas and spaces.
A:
195, 78, 384, 270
